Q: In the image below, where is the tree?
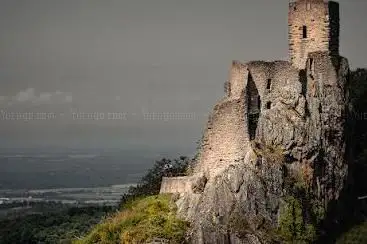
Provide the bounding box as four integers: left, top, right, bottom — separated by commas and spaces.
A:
119, 156, 190, 207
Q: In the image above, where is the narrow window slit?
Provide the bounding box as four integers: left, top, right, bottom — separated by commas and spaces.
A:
267, 79, 272, 90
266, 102, 272, 109
303, 26, 307, 38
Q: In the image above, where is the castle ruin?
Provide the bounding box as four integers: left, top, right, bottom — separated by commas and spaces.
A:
160, 0, 347, 198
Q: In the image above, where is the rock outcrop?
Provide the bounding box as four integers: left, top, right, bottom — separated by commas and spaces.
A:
171, 54, 349, 243
158, 53, 350, 243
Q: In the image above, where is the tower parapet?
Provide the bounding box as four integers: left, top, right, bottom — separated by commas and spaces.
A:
288, 0, 339, 70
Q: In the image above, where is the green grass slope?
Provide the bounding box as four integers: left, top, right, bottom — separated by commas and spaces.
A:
73, 194, 188, 244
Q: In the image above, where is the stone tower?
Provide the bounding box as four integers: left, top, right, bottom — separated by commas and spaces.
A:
288, 0, 340, 69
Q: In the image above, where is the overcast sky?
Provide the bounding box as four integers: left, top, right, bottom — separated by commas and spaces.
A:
0, 0, 366, 152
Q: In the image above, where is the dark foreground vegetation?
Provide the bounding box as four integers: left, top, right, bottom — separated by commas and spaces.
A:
0, 206, 113, 244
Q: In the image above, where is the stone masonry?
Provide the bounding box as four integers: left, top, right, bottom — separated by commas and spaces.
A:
289, 0, 340, 70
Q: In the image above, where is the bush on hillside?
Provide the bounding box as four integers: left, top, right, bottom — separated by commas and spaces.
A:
119, 156, 191, 207
73, 195, 189, 244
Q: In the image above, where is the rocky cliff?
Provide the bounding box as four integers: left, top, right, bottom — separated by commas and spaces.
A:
170, 53, 350, 243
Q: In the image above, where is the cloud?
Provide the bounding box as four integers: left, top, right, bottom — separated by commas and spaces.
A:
15, 88, 36, 102
1, 88, 73, 106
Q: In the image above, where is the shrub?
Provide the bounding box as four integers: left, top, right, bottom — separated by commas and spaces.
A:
74, 195, 189, 244
251, 141, 285, 165
277, 196, 317, 244
119, 157, 191, 207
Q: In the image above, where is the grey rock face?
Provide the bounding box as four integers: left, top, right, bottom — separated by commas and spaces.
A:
191, 175, 208, 194
304, 54, 349, 203
177, 155, 284, 244
174, 54, 350, 244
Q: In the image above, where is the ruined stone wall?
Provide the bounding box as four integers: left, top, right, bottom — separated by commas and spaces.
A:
228, 61, 248, 99
251, 61, 307, 159
289, 0, 340, 70
160, 176, 193, 194
194, 61, 300, 178
247, 61, 301, 107
192, 61, 250, 177
194, 98, 249, 177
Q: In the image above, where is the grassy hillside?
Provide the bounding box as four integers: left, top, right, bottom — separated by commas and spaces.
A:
73, 195, 188, 244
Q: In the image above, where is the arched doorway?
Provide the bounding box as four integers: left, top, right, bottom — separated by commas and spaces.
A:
246, 72, 261, 140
